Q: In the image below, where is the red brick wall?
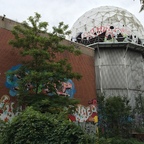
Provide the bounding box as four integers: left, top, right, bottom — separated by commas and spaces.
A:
0, 28, 21, 102
0, 28, 96, 106
56, 51, 96, 105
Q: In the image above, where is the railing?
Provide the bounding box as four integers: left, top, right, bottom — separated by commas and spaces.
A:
72, 33, 144, 47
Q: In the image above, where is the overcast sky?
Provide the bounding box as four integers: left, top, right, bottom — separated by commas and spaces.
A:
0, 0, 144, 32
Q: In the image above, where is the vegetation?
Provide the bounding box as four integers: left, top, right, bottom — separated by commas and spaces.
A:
9, 12, 81, 106
97, 94, 133, 138
96, 93, 144, 143
98, 137, 144, 144
133, 92, 144, 133
23, 94, 79, 114
0, 13, 89, 144
2, 94, 144, 143
1, 4, 144, 143
134, 0, 144, 12
0, 120, 7, 144
139, 0, 144, 12
2, 107, 93, 144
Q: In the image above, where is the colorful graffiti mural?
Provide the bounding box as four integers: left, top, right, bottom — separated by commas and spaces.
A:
73, 25, 142, 45
0, 95, 19, 122
69, 98, 98, 123
57, 79, 75, 98
5, 65, 76, 98
42, 79, 75, 98
69, 98, 98, 135
82, 25, 130, 40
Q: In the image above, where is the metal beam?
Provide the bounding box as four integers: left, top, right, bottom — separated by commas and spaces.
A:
123, 43, 129, 58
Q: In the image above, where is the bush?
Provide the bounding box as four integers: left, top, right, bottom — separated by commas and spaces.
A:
98, 94, 132, 138
2, 107, 92, 144
98, 137, 144, 144
0, 119, 7, 144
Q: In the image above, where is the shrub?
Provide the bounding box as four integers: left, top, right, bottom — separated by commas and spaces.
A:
2, 107, 92, 144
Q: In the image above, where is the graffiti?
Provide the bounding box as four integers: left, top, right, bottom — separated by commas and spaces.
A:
43, 79, 75, 98
73, 25, 142, 45
5, 65, 76, 98
0, 95, 19, 122
74, 104, 97, 122
5, 64, 22, 96
82, 25, 130, 39
69, 99, 98, 123
57, 80, 75, 98
74, 121, 98, 135
69, 98, 98, 135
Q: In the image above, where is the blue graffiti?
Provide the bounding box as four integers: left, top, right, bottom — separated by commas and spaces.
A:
5, 64, 22, 96
5, 64, 76, 98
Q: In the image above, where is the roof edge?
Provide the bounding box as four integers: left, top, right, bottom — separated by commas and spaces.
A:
0, 15, 95, 57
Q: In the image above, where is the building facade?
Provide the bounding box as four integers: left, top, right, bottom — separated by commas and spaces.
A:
71, 6, 144, 106
1, 6, 144, 129
0, 16, 96, 122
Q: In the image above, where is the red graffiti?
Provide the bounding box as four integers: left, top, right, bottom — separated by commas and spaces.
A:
69, 99, 98, 123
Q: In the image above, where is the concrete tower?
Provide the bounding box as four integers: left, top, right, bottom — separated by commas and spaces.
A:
71, 6, 144, 105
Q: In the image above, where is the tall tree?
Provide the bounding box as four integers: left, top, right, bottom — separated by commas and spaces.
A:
139, 0, 144, 12
134, 0, 144, 12
9, 13, 81, 105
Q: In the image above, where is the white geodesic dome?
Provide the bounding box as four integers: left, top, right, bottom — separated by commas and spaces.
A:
71, 6, 144, 43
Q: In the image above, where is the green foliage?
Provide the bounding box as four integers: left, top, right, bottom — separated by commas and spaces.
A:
1, 12, 90, 144
98, 137, 144, 144
139, 0, 144, 12
20, 94, 79, 115
2, 107, 92, 144
133, 92, 144, 133
134, 93, 144, 115
0, 119, 7, 144
9, 12, 82, 99
98, 94, 132, 138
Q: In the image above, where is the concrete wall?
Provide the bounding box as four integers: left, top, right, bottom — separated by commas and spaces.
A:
95, 47, 144, 106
